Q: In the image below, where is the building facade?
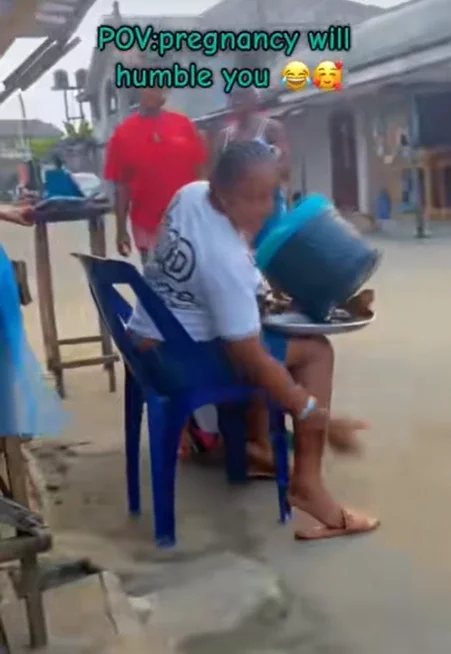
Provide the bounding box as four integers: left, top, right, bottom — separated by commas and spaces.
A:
270, 0, 451, 219
83, 0, 381, 153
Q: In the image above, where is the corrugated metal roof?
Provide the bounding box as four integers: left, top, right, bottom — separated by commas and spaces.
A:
270, 0, 449, 77
347, 0, 451, 70
200, 0, 382, 27
0, 119, 63, 139
0, 0, 96, 105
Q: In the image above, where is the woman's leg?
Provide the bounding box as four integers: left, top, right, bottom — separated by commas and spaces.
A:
286, 336, 341, 525
286, 336, 375, 531
246, 396, 275, 476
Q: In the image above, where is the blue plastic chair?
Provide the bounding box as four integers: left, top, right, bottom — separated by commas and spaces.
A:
74, 254, 291, 546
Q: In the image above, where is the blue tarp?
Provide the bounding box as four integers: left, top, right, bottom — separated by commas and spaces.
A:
0, 245, 66, 436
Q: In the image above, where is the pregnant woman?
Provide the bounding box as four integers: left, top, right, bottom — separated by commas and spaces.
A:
127, 141, 379, 539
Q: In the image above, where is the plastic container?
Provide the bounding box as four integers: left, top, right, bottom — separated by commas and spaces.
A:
255, 194, 381, 321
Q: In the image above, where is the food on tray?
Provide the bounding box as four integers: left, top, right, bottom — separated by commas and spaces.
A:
258, 288, 292, 316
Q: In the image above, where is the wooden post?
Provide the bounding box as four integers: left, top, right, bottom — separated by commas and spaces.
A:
3, 438, 47, 649
34, 222, 64, 396
88, 216, 116, 393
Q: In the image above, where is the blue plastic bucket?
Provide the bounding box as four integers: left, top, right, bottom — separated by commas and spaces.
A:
255, 194, 381, 321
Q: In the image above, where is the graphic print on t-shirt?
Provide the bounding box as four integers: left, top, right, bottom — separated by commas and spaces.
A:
146, 194, 198, 309
158, 229, 195, 283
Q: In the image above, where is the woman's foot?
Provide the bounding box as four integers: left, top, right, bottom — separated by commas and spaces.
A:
288, 483, 379, 539
247, 442, 276, 478
294, 508, 380, 540
289, 482, 345, 529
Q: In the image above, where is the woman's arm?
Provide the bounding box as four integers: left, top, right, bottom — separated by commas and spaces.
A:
266, 119, 290, 183
201, 247, 311, 416
225, 336, 308, 415
0, 206, 34, 226
104, 128, 132, 256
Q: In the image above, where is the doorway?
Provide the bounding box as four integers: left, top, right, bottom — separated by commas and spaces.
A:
329, 110, 358, 211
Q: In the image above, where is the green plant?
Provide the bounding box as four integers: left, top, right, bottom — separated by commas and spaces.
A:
29, 138, 60, 160
63, 120, 94, 138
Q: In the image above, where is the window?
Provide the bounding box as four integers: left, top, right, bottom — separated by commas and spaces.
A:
128, 86, 139, 110
105, 79, 117, 115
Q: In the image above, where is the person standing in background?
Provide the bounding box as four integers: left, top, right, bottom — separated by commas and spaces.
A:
213, 87, 290, 197
104, 86, 207, 264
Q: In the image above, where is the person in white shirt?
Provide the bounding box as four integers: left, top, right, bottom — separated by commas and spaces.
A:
128, 140, 379, 540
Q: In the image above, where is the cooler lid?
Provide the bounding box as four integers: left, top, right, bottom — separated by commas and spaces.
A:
255, 194, 331, 271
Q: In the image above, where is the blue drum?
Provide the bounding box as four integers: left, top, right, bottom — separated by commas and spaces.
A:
255, 194, 381, 321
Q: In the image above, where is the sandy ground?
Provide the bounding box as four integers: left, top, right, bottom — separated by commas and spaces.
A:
3, 217, 451, 651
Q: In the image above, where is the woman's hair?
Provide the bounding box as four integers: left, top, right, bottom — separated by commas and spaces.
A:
211, 140, 276, 190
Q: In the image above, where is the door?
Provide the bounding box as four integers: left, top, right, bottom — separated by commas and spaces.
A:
329, 110, 358, 211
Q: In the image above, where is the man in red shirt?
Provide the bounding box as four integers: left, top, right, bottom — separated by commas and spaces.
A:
104, 86, 207, 262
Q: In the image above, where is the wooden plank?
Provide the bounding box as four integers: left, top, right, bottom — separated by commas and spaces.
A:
60, 354, 119, 370
58, 335, 102, 346
34, 223, 65, 397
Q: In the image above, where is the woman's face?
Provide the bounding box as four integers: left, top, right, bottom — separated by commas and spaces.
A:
219, 162, 278, 236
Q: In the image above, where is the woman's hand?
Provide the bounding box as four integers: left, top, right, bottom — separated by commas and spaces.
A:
341, 289, 374, 316
0, 205, 35, 226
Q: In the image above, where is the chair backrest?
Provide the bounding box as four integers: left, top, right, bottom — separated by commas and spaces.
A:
73, 254, 201, 392
44, 169, 84, 198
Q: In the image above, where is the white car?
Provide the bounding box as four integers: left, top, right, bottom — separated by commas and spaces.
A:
72, 172, 104, 198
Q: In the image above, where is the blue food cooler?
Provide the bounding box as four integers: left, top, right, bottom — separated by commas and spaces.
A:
255, 194, 381, 321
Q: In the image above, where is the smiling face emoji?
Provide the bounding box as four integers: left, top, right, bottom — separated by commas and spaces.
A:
281, 61, 311, 91
313, 61, 343, 91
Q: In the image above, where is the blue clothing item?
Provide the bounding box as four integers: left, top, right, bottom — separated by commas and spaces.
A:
0, 245, 67, 436
132, 328, 288, 393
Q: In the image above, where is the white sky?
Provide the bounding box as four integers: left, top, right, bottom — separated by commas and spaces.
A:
0, 0, 404, 126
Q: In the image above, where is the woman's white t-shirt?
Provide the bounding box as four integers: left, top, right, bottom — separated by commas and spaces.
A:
128, 181, 263, 342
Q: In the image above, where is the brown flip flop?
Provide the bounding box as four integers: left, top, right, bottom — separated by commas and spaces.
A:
294, 508, 380, 541
247, 467, 276, 480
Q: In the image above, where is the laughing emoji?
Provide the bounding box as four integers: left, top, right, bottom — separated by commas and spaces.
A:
281, 61, 311, 91
312, 61, 343, 91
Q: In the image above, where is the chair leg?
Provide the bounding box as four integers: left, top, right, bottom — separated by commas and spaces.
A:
146, 398, 186, 547
22, 553, 47, 649
124, 367, 144, 515
269, 407, 291, 523
218, 402, 248, 483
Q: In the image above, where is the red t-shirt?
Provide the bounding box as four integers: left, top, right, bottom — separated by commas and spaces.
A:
104, 111, 207, 236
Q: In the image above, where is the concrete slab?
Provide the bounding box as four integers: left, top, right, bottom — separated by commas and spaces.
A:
136, 552, 288, 649
4, 217, 451, 652
1, 572, 157, 654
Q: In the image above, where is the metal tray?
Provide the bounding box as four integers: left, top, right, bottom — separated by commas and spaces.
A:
262, 310, 375, 336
